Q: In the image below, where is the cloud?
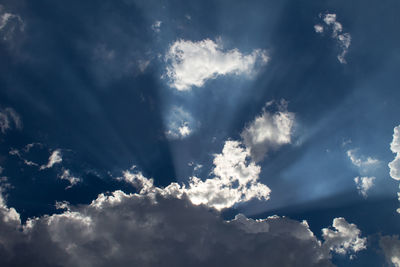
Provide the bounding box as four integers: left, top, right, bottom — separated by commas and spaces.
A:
0, 183, 370, 266
40, 150, 63, 170
322, 217, 367, 257
354, 176, 375, 198
346, 149, 379, 170
122, 140, 270, 210
389, 125, 400, 181
164, 38, 269, 90
165, 106, 196, 139
241, 100, 295, 162
59, 169, 81, 189
151, 20, 162, 32
315, 13, 351, 64
380, 235, 400, 267
0, 5, 24, 41
0, 107, 22, 135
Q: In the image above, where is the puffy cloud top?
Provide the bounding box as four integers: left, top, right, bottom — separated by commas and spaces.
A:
122, 140, 270, 210
322, 217, 367, 256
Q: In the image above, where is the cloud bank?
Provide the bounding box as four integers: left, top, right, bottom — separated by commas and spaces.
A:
0, 178, 367, 267
165, 39, 268, 90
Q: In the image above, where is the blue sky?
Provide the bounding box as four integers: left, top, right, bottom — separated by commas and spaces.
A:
0, 0, 400, 266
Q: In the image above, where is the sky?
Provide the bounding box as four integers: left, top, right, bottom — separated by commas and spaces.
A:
0, 0, 400, 266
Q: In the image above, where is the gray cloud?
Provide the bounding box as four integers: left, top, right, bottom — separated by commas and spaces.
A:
0, 185, 342, 267
380, 235, 400, 267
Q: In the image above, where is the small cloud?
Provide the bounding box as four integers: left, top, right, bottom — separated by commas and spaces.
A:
59, 169, 80, 189
0, 5, 24, 41
315, 13, 351, 64
164, 38, 269, 90
241, 100, 295, 162
322, 217, 367, 257
346, 149, 379, 170
151, 20, 162, 32
0, 107, 22, 135
138, 59, 151, 73
165, 106, 196, 139
40, 150, 62, 170
354, 176, 375, 198
380, 235, 400, 267
314, 24, 324, 33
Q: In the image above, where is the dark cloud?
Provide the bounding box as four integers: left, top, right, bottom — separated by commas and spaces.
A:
0, 188, 337, 267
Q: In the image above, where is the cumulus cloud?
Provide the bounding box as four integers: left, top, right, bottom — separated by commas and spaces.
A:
40, 150, 63, 170
122, 140, 270, 210
164, 38, 269, 90
0, 5, 24, 41
0, 107, 22, 135
389, 125, 400, 181
322, 217, 367, 257
354, 176, 375, 198
0, 182, 370, 267
241, 100, 295, 162
380, 235, 400, 267
315, 13, 351, 64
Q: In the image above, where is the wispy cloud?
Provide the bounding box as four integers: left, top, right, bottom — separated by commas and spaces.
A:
314, 13, 351, 64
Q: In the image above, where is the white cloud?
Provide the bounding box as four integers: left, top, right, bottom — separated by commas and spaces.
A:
122, 141, 270, 210
346, 149, 379, 169
380, 235, 400, 267
0, 5, 24, 41
241, 100, 295, 162
354, 176, 375, 198
0, 107, 22, 135
315, 13, 351, 64
389, 125, 400, 181
60, 169, 81, 189
164, 38, 269, 90
151, 20, 162, 32
40, 150, 63, 170
322, 217, 367, 257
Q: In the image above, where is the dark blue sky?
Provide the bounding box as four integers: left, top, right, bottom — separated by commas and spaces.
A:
0, 0, 400, 266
